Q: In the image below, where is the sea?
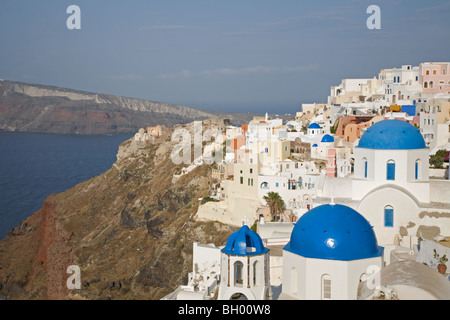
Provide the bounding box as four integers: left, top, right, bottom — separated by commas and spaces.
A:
0, 131, 133, 240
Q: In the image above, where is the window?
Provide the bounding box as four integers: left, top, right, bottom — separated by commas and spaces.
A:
433, 70, 437, 75
253, 261, 260, 286
387, 160, 395, 180
233, 261, 244, 287
321, 274, 332, 300
276, 183, 279, 188
250, 169, 253, 174
426, 70, 430, 75
261, 182, 269, 189
415, 159, 422, 180
430, 81, 434, 88
384, 206, 394, 227
240, 177, 243, 184
363, 158, 368, 178
290, 267, 297, 295
424, 82, 428, 89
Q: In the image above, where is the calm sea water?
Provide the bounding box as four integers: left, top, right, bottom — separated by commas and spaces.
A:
0, 131, 133, 240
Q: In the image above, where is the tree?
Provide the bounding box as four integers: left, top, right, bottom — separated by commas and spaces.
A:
263, 192, 285, 222
430, 150, 448, 169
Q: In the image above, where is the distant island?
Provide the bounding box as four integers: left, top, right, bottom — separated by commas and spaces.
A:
0, 79, 255, 135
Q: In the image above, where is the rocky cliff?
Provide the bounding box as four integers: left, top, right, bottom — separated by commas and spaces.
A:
0, 119, 237, 300
0, 80, 254, 135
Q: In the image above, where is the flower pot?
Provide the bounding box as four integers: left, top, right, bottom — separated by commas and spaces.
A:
438, 264, 447, 275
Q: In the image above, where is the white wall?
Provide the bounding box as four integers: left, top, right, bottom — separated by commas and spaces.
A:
282, 250, 383, 300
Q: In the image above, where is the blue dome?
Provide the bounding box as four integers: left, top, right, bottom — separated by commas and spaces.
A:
308, 123, 321, 129
321, 134, 335, 143
222, 225, 269, 256
358, 119, 426, 150
312, 143, 318, 147
284, 204, 383, 261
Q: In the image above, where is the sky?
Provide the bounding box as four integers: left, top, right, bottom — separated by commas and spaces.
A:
0, 0, 449, 114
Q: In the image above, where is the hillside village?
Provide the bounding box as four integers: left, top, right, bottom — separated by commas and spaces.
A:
133, 62, 450, 300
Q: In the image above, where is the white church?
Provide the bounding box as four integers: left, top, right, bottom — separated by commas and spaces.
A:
319, 118, 450, 261
162, 118, 450, 300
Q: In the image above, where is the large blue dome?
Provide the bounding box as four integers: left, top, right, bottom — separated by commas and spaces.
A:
321, 134, 335, 143
308, 123, 321, 129
222, 225, 269, 256
358, 119, 426, 150
284, 204, 383, 261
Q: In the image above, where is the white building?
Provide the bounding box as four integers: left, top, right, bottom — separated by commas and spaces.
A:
218, 225, 272, 300
318, 119, 450, 263
280, 204, 384, 300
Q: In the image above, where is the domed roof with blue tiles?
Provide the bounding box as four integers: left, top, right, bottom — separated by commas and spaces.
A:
321, 134, 335, 143
308, 123, 321, 129
284, 204, 384, 261
222, 225, 269, 256
358, 119, 426, 150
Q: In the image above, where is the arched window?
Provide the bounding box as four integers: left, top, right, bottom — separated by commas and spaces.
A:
387, 160, 396, 181
384, 205, 394, 227
415, 159, 422, 180
430, 81, 434, 89
234, 261, 244, 287
363, 157, 368, 178
321, 274, 332, 300
290, 267, 297, 295
253, 261, 260, 287
260, 182, 269, 189
424, 82, 428, 89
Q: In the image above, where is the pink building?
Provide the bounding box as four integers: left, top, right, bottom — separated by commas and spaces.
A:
232, 133, 246, 163
419, 62, 450, 94
326, 148, 336, 178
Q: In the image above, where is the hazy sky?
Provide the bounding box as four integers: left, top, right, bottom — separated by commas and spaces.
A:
1, 0, 449, 114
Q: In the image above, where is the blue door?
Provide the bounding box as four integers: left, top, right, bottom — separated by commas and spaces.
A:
387, 162, 395, 180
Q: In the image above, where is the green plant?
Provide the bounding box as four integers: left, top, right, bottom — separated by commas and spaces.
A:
434, 249, 448, 265
429, 150, 448, 169
263, 192, 285, 222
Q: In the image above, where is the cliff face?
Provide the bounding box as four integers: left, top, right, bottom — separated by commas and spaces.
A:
0, 120, 236, 300
0, 80, 254, 134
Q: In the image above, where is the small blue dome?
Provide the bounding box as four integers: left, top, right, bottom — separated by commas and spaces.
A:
358, 119, 426, 150
284, 204, 383, 261
308, 123, 321, 129
321, 134, 335, 143
222, 225, 269, 256
312, 143, 318, 147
